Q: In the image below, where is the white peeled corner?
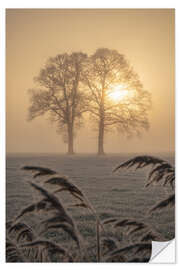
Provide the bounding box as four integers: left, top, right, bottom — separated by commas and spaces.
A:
150, 239, 175, 263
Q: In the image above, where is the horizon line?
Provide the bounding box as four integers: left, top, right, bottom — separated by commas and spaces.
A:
6, 151, 175, 155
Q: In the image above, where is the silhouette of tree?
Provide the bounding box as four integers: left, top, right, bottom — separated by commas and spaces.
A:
83, 48, 151, 155
28, 52, 88, 154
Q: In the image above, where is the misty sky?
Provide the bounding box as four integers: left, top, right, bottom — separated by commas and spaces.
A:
6, 9, 175, 154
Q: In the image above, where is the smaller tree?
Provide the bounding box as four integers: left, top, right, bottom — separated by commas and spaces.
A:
28, 52, 88, 154
83, 48, 151, 155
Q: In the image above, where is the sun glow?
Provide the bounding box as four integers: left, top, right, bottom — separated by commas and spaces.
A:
108, 85, 131, 102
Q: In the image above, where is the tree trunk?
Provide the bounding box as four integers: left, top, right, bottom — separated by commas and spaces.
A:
67, 124, 74, 155
98, 117, 105, 155
97, 79, 105, 156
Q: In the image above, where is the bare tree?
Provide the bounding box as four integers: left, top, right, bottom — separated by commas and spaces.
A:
83, 48, 151, 155
28, 52, 88, 154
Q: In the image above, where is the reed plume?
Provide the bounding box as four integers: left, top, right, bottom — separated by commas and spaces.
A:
22, 165, 104, 261
8, 222, 35, 243
113, 218, 164, 243
113, 155, 165, 172
113, 155, 175, 214
14, 199, 51, 221
22, 166, 57, 178
149, 193, 175, 213
113, 155, 175, 188
29, 182, 82, 249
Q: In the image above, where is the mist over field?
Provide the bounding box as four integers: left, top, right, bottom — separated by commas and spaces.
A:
6, 9, 174, 154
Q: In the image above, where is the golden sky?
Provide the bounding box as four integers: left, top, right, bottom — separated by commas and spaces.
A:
6, 9, 175, 153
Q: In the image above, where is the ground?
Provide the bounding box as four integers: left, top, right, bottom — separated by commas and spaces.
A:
6, 153, 175, 262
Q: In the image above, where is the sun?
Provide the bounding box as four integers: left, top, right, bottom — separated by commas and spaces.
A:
108, 85, 130, 102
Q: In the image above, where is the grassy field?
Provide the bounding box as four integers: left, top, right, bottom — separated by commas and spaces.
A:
6, 153, 175, 262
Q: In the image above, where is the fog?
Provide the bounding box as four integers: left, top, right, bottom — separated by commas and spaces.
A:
6, 9, 175, 154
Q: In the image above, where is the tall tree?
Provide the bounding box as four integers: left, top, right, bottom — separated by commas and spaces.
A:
83, 48, 151, 155
28, 52, 88, 154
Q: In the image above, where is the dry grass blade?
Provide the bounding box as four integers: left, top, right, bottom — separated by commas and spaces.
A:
163, 173, 175, 188
101, 237, 118, 253
113, 155, 165, 173
102, 218, 117, 225
29, 183, 82, 250
40, 215, 81, 247
21, 240, 66, 255
146, 163, 174, 187
69, 203, 88, 208
52, 177, 105, 234
113, 155, 175, 190
148, 163, 173, 181
16, 228, 35, 243
41, 215, 69, 227
6, 238, 25, 262
30, 182, 74, 227
22, 166, 56, 178
114, 219, 145, 228
8, 222, 35, 243
14, 199, 50, 221
45, 176, 104, 261
113, 218, 162, 242
113, 218, 129, 227
105, 242, 151, 261
127, 224, 147, 235
45, 176, 84, 198
149, 193, 175, 213
45, 174, 98, 221
27, 166, 104, 241
140, 230, 163, 242
8, 222, 28, 234
114, 218, 149, 236
40, 222, 81, 249
20, 239, 72, 261
54, 187, 85, 204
